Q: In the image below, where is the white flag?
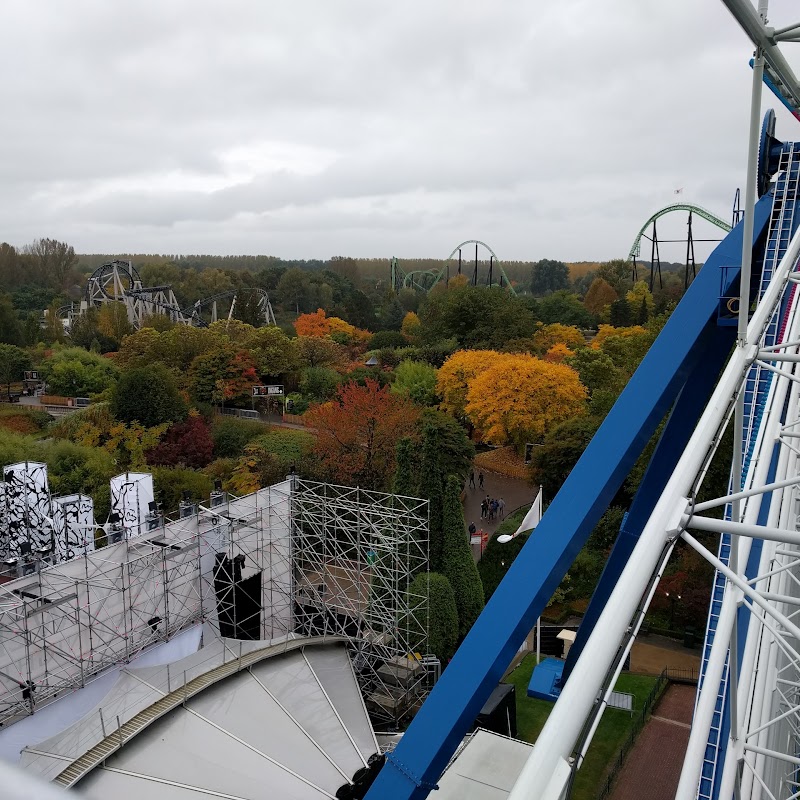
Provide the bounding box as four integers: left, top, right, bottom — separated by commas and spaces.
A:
513, 486, 543, 537
498, 486, 544, 543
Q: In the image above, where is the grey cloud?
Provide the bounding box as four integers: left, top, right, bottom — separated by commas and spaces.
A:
1, 0, 800, 259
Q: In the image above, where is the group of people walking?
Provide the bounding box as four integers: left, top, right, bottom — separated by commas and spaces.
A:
480, 495, 505, 521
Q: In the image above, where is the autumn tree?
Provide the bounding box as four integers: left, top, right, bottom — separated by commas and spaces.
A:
465, 354, 587, 447
596, 258, 633, 294
583, 277, 618, 316
96, 303, 133, 346
626, 280, 655, 322
294, 308, 331, 337
189, 348, 260, 406
146, 414, 214, 469
442, 475, 484, 638
531, 323, 585, 355
294, 335, 347, 369
436, 349, 506, 419
305, 379, 421, 490
401, 311, 422, 342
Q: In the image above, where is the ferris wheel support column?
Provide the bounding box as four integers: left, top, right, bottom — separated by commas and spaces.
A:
506, 221, 800, 800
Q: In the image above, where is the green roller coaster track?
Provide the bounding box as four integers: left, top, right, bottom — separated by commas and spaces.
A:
392, 240, 516, 294
628, 203, 731, 261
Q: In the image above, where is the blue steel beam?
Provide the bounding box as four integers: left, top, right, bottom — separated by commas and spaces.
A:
365, 194, 773, 800
559, 321, 740, 687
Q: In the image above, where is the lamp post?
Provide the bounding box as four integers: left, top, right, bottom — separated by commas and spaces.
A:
665, 591, 682, 630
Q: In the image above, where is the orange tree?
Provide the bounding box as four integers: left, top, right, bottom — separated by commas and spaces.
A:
465, 354, 587, 447
305, 378, 421, 490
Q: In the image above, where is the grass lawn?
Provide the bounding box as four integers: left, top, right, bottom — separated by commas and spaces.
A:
503, 656, 658, 800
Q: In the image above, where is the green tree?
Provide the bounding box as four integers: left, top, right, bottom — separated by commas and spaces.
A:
596, 258, 633, 294
300, 366, 341, 402
0, 344, 31, 399
246, 325, 297, 378
277, 268, 310, 314
419, 285, 537, 349
111, 364, 188, 427
419, 425, 445, 571
442, 475, 485, 638
393, 436, 417, 496
405, 572, 459, 662
419, 408, 475, 483
530, 415, 602, 500
609, 298, 633, 327
536, 290, 596, 327
23, 238, 77, 289
530, 259, 570, 296
0, 294, 22, 345
43, 347, 119, 397
391, 360, 438, 406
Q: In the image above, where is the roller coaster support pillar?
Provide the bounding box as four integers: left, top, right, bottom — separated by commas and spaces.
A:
473, 243, 478, 286
365, 194, 772, 800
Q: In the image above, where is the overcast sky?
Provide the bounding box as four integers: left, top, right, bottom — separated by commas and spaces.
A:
2, 1, 800, 263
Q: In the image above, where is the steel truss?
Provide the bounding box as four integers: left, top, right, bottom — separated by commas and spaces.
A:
291, 479, 430, 727
0, 478, 430, 737
0, 483, 295, 725
59, 260, 277, 331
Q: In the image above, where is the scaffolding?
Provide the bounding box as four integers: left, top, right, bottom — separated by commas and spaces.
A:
291, 479, 430, 726
0, 477, 430, 730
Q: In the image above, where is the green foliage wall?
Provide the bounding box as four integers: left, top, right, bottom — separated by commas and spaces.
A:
405, 571, 459, 663
442, 475, 485, 638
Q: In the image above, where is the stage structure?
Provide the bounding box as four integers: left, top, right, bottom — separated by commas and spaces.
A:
291, 479, 431, 723
55, 259, 277, 331
0, 475, 429, 730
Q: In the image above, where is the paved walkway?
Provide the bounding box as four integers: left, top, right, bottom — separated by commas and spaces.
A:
609, 683, 696, 800
462, 469, 535, 538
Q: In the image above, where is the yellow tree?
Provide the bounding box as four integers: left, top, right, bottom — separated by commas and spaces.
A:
531, 323, 585, 355
436, 350, 506, 418
626, 280, 655, 320
590, 324, 647, 350
465, 354, 587, 447
544, 342, 574, 363
401, 311, 422, 342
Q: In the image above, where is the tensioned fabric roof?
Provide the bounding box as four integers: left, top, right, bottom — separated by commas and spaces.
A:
23, 637, 377, 799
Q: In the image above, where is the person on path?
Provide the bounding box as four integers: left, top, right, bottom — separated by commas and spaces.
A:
498, 497, 506, 520
490, 499, 498, 520
478, 471, 485, 489
480, 498, 488, 519
468, 521, 477, 539
469, 469, 476, 489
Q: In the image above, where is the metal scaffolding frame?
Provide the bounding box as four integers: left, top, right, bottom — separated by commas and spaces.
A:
0, 478, 430, 735
291, 479, 430, 726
